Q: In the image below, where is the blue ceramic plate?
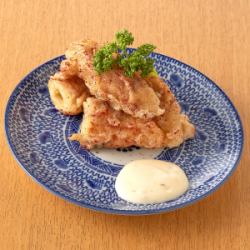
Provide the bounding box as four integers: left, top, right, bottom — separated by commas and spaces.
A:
5, 50, 243, 215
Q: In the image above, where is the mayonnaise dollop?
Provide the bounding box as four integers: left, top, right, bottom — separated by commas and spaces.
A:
115, 159, 189, 204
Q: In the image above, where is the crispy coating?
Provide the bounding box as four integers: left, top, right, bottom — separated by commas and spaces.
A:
146, 76, 195, 147
61, 40, 164, 119
70, 98, 165, 149
70, 86, 195, 149
48, 75, 90, 115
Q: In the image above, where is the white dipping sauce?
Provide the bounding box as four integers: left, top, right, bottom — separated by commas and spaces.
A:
115, 159, 189, 204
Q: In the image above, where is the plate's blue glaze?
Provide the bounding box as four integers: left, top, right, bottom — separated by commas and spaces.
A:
5, 50, 243, 215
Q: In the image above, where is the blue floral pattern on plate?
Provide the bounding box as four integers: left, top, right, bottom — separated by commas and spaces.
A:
5, 50, 243, 215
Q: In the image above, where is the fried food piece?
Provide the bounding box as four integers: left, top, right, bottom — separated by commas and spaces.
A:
146, 76, 195, 147
48, 75, 90, 115
70, 98, 165, 149
70, 92, 195, 149
61, 40, 164, 119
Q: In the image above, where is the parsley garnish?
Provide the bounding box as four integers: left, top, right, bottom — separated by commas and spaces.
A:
93, 30, 156, 77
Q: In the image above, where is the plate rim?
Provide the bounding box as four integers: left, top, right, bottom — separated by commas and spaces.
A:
4, 53, 244, 215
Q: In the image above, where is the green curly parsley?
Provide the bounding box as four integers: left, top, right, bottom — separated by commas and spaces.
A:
93, 30, 156, 77
115, 29, 134, 53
